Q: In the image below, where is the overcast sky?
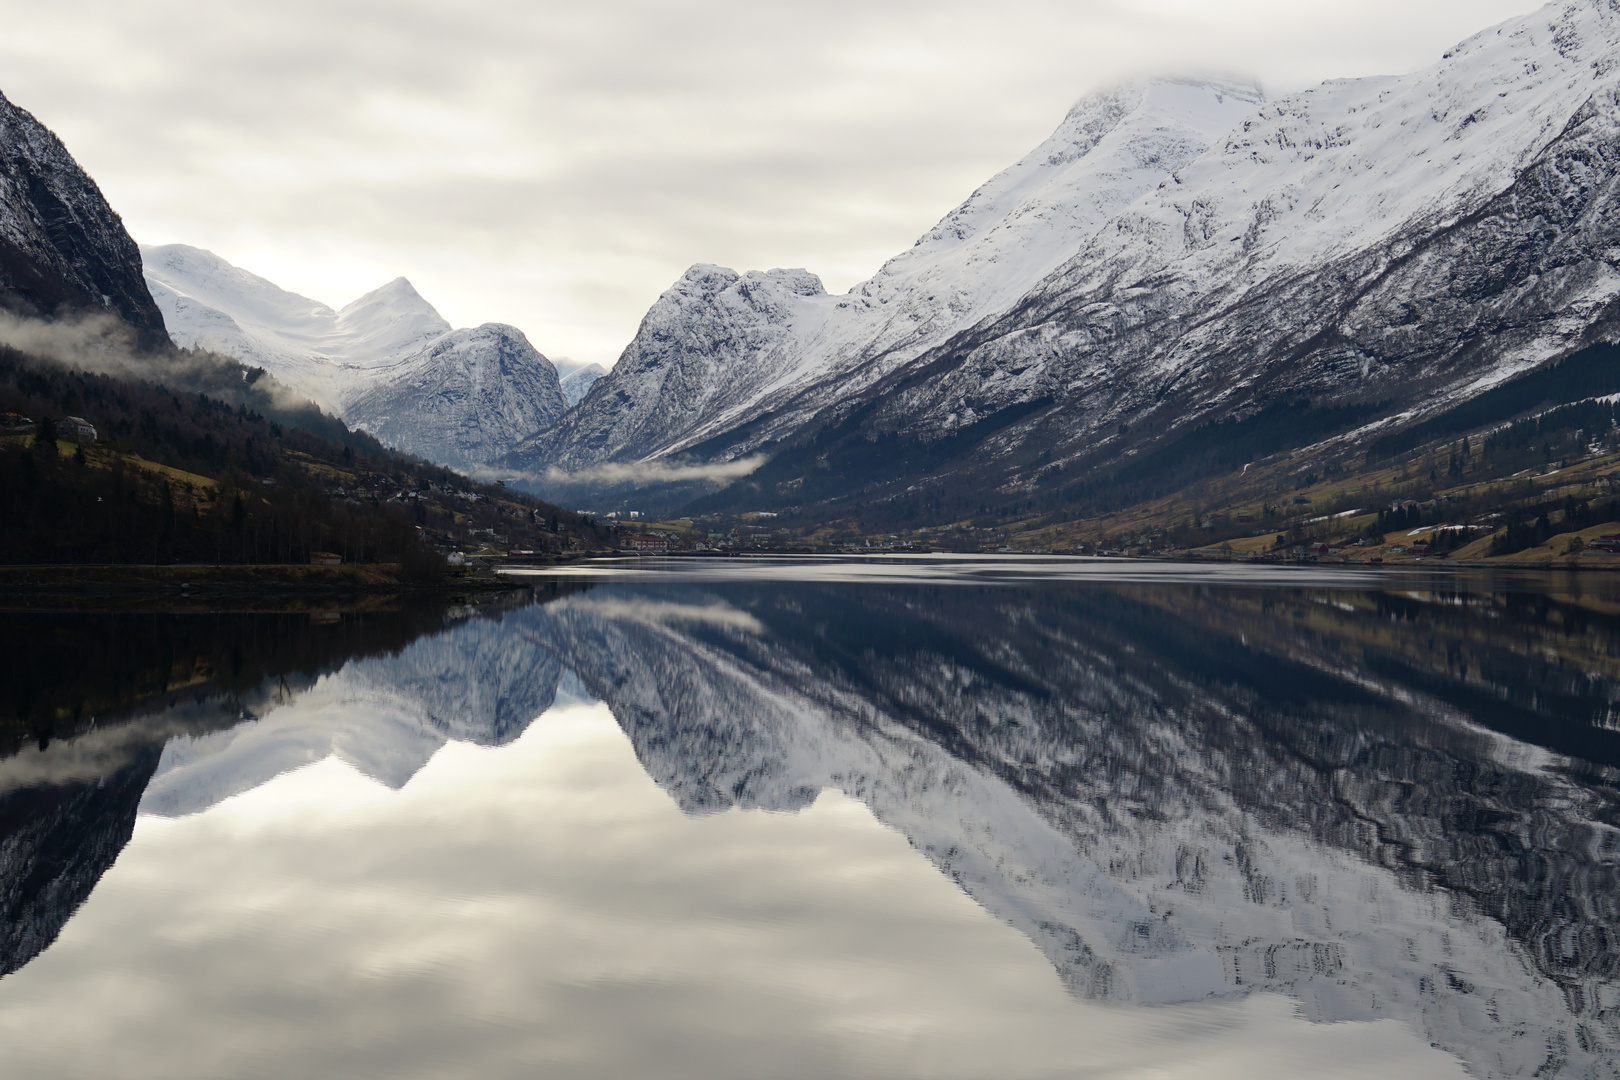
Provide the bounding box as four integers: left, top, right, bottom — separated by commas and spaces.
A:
2, 0, 1543, 367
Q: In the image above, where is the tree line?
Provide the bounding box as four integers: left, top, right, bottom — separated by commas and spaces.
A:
0, 344, 615, 568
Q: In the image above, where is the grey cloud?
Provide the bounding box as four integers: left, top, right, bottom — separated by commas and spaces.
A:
0, 1, 1544, 367
0, 310, 318, 415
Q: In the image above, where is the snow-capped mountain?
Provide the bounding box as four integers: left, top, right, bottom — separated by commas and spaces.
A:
519, 76, 1265, 476
556, 360, 606, 406
344, 324, 567, 473
142, 244, 568, 471
516, 1, 1620, 517
0, 91, 165, 337
142, 244, 450, 413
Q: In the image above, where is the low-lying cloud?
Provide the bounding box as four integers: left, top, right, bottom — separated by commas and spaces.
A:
469, 455, 768, 489
0, 309, 144, 374
0, 309, 327, 417
550, 597, 766, 634
545, 455, 768, 486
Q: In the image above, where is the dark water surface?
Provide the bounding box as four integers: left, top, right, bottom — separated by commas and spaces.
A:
0, 558, 1617, 1079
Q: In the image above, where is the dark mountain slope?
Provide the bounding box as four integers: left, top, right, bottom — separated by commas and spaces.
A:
0, 91, 164, 338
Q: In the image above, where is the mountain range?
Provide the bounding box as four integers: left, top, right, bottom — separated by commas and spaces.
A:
504, 0, 1620, 522
141, 244, 587, 473
12, 2, 1620, 524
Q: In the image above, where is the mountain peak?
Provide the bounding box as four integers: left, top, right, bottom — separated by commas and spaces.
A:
339, 276, 441, 320
333, 277, 450, 363
345, 317, 567, 471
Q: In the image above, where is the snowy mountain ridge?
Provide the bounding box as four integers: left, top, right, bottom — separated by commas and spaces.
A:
516, 1, 1620, 520
521, 76, 1267, 474
142, 244, 449, 413
142, 244, 568, 472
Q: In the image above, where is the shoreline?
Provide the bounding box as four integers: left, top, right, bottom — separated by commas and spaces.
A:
0, 561, 571, 595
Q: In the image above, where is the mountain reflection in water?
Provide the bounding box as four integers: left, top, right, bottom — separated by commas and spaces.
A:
0, 561, 1616, 1080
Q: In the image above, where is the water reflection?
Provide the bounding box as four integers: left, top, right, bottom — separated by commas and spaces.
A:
0, 592, 550, 979
0, 562, 1616, 1079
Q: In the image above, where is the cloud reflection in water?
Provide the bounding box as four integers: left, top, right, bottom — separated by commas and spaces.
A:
0, 703, 1464, 1080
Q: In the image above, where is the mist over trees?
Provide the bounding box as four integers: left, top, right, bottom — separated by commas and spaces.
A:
0, 342, 616, 569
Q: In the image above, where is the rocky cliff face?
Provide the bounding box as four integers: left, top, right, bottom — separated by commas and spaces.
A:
0, 745, 160, 977
0, 680, 291, 978
522, 264, 830, 473
344, 323, 567, 474
0, 91, 164, 336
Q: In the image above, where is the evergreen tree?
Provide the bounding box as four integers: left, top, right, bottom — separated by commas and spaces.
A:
33, 416, 56, 457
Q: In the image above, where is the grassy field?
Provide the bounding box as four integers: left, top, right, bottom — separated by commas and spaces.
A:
1003, 419, 1620, 565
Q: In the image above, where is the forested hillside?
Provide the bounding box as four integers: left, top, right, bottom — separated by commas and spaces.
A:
0, 345, 618, 569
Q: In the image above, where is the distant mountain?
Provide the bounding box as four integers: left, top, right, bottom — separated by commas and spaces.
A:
0, 90, 165, 337
141, 244, 451, 413
345, 323, 568, 473
142, 244, 567, 471
555, 360, 606, 406
514, 1, 1620, 523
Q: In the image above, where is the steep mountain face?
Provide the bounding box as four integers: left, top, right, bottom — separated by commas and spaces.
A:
517, 2, 1620, 519
556, 361, 606, 406
143, 245, 566, 472
517, 77, 1265, 478
0, 744, 160, 978
0, 675, 296, 978
344, 324, 567, 473
530, 264, 830, 471
0, 91, 164, 337
847, 0, 1620, 490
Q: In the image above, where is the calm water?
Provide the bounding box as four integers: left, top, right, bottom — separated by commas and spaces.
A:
1, 558, 1617, 1079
